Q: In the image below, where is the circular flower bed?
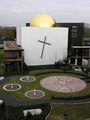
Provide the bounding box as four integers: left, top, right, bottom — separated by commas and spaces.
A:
20, 76, 35, 82
3, 84, 21, 91
25, 90, 45, 99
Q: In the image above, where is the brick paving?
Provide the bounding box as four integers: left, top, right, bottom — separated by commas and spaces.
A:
40, 76, 87, 92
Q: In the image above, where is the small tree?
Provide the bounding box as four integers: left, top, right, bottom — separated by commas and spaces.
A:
5, 106, 10, 120
84, 23, 90, 32
11, 28, 16, 38
1, 27, 14, 40
1, 102, 6, 110
0, 32, 2, 37
26, 112, 32, 120
84, 30, 90, 38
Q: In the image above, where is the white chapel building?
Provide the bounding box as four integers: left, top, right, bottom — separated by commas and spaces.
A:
17, 10, 68, 66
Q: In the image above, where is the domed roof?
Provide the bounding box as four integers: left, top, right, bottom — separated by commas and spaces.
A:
30, 10, 56, 27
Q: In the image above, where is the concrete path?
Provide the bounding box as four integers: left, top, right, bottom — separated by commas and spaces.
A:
0, 93, 90, 106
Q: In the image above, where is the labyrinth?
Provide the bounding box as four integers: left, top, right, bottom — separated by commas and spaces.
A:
40, 76, 87, 93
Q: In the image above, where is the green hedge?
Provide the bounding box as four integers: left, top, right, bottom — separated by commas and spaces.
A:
51, 93, 90, 100
0, 103, 51, 120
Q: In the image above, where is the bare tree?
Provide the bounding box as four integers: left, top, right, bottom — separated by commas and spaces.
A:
84, 23, 90, 32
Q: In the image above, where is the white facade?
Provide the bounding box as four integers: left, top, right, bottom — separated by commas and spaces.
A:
17, 27, 68, 66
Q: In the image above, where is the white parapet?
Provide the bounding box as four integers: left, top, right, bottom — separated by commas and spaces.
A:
74, 68, 82, 71
23, 108, 42, 116
0, 76, 4, 80
0, 100, 3, 104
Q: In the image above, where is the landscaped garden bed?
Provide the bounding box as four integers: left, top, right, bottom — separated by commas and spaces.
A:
0, 71, 90, 102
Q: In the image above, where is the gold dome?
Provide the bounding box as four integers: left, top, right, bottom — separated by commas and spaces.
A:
30, 10, 56, 27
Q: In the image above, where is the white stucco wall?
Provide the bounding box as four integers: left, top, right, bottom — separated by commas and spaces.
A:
18, 27, 68, 66
16, 27, 21, 45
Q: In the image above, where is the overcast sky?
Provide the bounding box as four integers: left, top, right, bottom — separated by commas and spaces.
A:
0, 0, 90, 27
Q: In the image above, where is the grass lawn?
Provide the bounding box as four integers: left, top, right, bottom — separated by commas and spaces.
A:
47, 104, 90, 120
88, 72, 90, 75
0, 72, 89, 102
0, 65, 5, 75
0, 49, 4, 54
0, 49, 5, 75
0, 49, 4, 64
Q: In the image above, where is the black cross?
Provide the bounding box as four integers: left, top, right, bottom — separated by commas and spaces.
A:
38, 36, 51, 59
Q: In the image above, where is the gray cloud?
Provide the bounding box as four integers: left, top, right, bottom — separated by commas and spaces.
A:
0, 0, 90, 26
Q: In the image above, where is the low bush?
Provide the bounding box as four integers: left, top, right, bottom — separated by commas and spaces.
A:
51, 94, 90, 100
0, 103, 51, 120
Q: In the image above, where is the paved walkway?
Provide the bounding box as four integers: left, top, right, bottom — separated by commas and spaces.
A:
0, 74, 90, 106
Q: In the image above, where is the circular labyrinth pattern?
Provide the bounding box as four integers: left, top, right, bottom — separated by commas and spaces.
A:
20, 76, 35, 82
3, 84, 21, 91
25, 90, 45, 99
40, 76, 87, 93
